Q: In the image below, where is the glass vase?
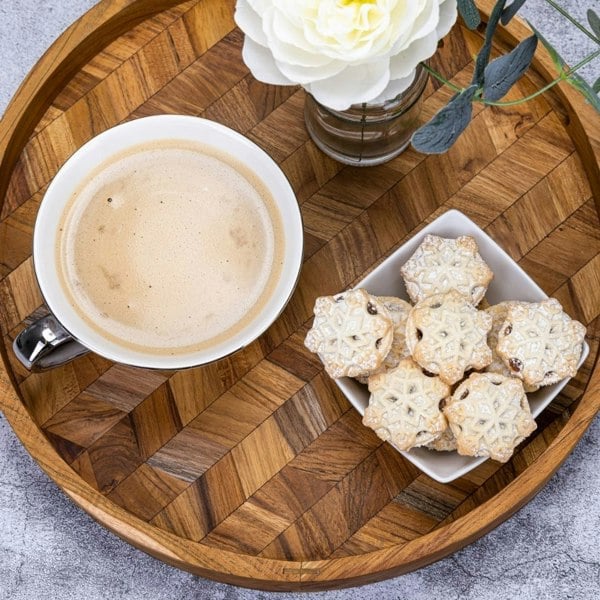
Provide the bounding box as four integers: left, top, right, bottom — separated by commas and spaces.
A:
303, 65, 428, 167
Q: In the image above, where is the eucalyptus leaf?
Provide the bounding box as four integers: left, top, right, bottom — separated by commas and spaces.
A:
594, 77, 600, 94
568, 74, 600, 111
458, 0, 481, 30
472, 0, 508, 86
411, 85, 478, 154
483, 35, 538, 101
501, 0, 528, 25
587, 9, 600, 39
527, 21, 567, 73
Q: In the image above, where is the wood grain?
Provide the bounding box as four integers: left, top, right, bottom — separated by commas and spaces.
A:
0, 0, 599, 591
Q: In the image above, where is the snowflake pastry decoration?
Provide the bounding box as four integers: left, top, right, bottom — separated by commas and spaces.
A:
304, 288, 394, 379
496, 298, 586, 388
364, 358, 450, 451
444, 372, 537, 463
400, 234, 493, 305
406, 289, 493, 384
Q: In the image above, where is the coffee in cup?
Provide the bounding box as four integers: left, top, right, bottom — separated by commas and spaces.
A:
16, 116, 303, 370
57, 139, 285, 356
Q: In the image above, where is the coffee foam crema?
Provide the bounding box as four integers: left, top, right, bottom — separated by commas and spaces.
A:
57, 140, 284, 355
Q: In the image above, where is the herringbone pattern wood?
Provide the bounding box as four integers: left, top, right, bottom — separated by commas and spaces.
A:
0, 0, 598, 589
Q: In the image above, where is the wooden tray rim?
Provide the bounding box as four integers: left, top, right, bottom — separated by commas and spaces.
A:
0, 0, 599, 590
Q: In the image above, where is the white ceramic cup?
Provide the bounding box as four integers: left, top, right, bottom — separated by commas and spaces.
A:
14, 115, 303, 370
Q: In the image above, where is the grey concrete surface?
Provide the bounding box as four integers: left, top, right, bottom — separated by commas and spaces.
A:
1, 1, 599, 599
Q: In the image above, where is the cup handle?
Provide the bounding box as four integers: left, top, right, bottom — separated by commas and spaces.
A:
13, 314, 89, 371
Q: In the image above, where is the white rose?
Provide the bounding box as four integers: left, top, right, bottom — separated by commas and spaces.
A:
235, 0, 458, 110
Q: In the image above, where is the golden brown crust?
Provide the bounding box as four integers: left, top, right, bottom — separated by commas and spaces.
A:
496, 299, 587, 388
484, 301, 539, 393
444, 372, 537, 463
400, 234, 493, 305
305, 288, 394, 379
363, 358, 450, 451
406, 290, 493, 385
425, 426, 457, 452
355, 296, 412, 383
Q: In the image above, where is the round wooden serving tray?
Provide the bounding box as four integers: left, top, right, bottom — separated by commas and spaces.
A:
1, 0, 599, 591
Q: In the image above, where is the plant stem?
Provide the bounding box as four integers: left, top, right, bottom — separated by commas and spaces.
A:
543, 0, 600, 44
419, 62, 463, 93
566, 46, 600, 75
477, 76, 561, 106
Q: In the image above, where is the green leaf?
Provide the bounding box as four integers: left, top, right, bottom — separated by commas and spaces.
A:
458, 0, 481, 30
411, 85, 478, 154
587, 9, 600, 39
501, 0, 527, 25
527, 21, 568, 74
472, 0, 508, 86
483, 35, 538, 101
567, 74, 600, 112
593, 77, 600, 94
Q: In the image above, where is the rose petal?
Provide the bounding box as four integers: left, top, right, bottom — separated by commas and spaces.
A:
306, 60, 391, 110
389, 31, 438, 80
265, 5, 323, 54
276, 56, 346, 85
368, 70, 418, 105
272, 42, 341, 69
234, 0, 268, 46
386, 1, 427, 53
407, 0, 440, 42
242, 36, 295, 85
236, 0, 455, 111
391, 0, 439, 54
264, 10, 337, 66
246, 0, 271, 14
437, 0, 459, 39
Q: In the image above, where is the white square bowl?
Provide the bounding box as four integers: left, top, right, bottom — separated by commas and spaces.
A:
335, 209, 589, 484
